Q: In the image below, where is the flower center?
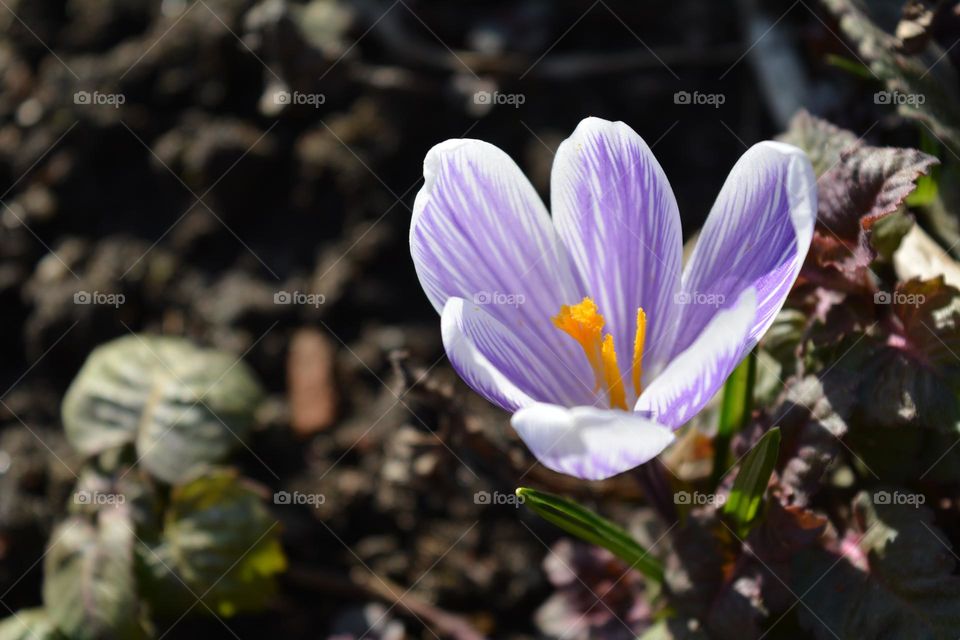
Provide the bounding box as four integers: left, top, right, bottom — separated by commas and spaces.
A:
552, 297, 647, 410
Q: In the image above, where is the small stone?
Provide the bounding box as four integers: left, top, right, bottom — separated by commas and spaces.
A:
287, 327, 338, 436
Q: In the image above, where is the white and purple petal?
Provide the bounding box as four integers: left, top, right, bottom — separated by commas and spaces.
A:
636, 288, 756, 428
511, 403, 675, 481
552, 118, 683, 381
411, 138, 595, 400
671, 141, 816, 359
441, 298, 596, 411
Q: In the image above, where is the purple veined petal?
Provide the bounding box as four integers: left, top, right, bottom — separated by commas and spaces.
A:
552, 117, 683, 381
410, 138, 594, 396
670, 141, 816, 359
442, 298, 597, 412
511, 402, 675, 480
635, 288, 756, 429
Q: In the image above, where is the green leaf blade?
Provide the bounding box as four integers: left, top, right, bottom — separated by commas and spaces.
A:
516, 487, 663, 582
722, 427, 781, 536
712, 349, 757, 487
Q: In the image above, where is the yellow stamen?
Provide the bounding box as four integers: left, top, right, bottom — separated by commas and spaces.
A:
632, 308, 647, 396
601, 334, 627, 410
552, 297, 630, 410
552, 298, 605, 391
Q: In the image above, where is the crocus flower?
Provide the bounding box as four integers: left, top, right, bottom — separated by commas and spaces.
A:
410, 117, 816, 480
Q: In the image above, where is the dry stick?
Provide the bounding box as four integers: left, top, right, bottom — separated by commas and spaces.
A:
286, 567, 487, 640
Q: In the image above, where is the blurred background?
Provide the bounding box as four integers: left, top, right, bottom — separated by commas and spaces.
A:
0, 0, 953, 638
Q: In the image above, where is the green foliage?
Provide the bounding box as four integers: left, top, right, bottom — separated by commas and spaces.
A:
712, 349, 756, 487
62, 335, 264, 483
516, 487, 664, 583
42, 508, 148, 640
870, 211, 914, 260
722, 428, 780, 537
1, 334, 283, 637
140, 470, 287, 618
0, 609, 62, 640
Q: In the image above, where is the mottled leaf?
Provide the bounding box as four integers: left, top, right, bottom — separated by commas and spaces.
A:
795, 491, 960, 639
0, 609, 62, 640
42, 508, 146, 640
775, 370, 854, 506
819, 146, 938, 240
665, 511, 725, 618
535, 539, 651, 640
747, 499, 828, 563
778, 110, 859, 176
62, 335, 264, 483
893, 276, 960, 367
705, 571, 766, 640
140, 469, 286, 618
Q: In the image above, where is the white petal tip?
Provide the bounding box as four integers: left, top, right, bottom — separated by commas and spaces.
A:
511, 404, 675, 481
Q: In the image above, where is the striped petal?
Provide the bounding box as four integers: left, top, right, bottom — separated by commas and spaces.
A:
511, 403, 675, 480
552, 118, 683, 381
411, 138, 594, 399
442, 298, 596, 411
671, 141, 816, 359
636, 288, 756, 428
